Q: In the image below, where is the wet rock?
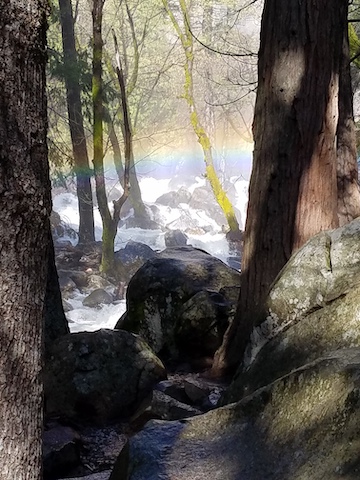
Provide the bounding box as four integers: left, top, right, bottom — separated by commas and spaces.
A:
155, 187, 191, 208
114, 241, 157, 281
63, 299, 73, 313
82, 289, 113, 308
87, 275, 114, 291
164, 229, 188, 247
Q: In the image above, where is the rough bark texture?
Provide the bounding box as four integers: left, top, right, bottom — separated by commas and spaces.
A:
0, 1, 51, 477
336, 29, 360, 225
44, 231, 69, 353
213, 0, 347, 375
59, 0, 95, 244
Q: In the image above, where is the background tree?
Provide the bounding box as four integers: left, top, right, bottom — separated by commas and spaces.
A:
59, 0, 95, 244
213, 0, 353, 374
0, 0, 51, 477
92, 0, 131, 275
104, 1, 150, 225
337, 23, 360, 225
163, 0, 241, 234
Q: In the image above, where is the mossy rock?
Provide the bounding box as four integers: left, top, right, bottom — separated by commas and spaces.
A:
120, 246, 240, 360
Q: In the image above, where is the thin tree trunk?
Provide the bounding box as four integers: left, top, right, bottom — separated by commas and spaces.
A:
129, 152, 148, 220
163, 0, 240, 233
92, 12, 130, 275
59, 0, 95, 245
0, 1, 51, 476
92, 0, 115, 273
106, 113, 125, 186
213, 0, 347, 375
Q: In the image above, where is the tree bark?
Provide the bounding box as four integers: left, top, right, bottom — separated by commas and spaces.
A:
0, 1, 51, 477
44, 231, 69, 354
213, 0, 347, 375
59, 0, 95, 245
92, 0, 114, 272
336, 28, 360, 225
92, 11, 130, 276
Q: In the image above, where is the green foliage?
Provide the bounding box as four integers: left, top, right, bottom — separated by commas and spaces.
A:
349, 23, 360, 68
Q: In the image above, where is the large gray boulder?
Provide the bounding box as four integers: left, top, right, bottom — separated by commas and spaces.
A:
224, 283, 360, 403
264, 219, 360, 344
224, 218, 360, 404
45, 329, 166, 424
117, 246, 240, 361
116, 348, 360, 480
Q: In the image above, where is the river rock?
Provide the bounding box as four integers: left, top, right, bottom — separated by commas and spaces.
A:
114, 240, 157, 282
155, 187, 191, 207
263, 218, 360, 343
164, 229, 188, 247
224, 283, 360, 403
82, 288, 113, 308
45, 329, 166, 424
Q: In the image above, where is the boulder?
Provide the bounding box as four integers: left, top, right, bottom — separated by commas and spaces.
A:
51, 211, 78, 244
87, 274, 114, 291
118, 246, 240, 361
151, 390, 202, 420
62, 299, 73, 313
155, 187, 191, 207
43, 424, 80, 478
176, 289, 230, 356
164, 229, 188, 247
265, 219, 360, 341
45, 329, 166, 424
224, 283, 360, 403
223, 218, 360, 404
82, 289, 113, 308
58, 269, 88, 290
58, 271, 77, 297
114, 240, 157, 281
122, 348, 360, 480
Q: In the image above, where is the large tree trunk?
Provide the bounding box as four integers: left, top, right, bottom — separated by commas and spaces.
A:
45, 231, 69, 354
213, 0, 347, 375
337, 28, 360, 225
59, 0, 95, 245
0, 1, 51, 477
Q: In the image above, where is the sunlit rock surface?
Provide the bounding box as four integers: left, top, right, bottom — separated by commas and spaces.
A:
224, 218, 360, 404
125, 348, 360, 480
